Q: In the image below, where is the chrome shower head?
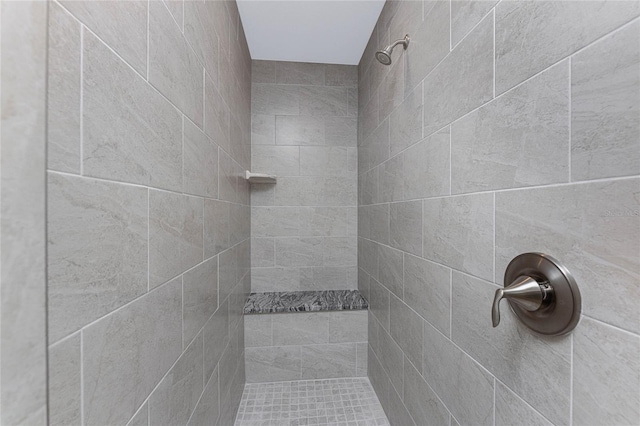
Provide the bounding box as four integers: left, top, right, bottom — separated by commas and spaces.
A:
375, 34, 410, 66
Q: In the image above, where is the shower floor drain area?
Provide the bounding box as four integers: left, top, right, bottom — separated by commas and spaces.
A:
234, 377, 390, 426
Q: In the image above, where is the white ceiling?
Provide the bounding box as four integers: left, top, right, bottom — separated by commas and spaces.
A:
237, 1, 385, 65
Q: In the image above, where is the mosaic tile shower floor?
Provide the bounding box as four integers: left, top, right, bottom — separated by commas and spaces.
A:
234, 377, 390, 426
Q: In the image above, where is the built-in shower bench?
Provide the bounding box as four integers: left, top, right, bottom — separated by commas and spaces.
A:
243, 290, 369, 383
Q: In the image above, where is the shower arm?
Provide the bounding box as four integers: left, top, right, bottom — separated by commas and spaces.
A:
389, 36, 410, 51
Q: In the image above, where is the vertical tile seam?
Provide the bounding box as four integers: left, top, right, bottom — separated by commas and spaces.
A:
568, 56, 572, 183
80, 330, 84, 426
80, 26, 84, 175
492, 9, 496, 99
569, 333, 574, 425
146, 0, 150, 81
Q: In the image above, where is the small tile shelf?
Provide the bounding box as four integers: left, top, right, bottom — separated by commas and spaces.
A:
244, 170, 276, 184
243, 290, 368, 314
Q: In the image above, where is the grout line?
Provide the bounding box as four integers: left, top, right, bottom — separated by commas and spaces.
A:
569, 333, 574, 426
80, 27, 84, 175
80, 330, 84, 426
492, 10, 496, 99
568, 56, 572, 183
494, 377, 556, 426
493, 377, 496, 426
146, 0, 150, 81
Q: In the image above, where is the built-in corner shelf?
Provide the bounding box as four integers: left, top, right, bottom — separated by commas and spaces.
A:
245, 170, 277, 184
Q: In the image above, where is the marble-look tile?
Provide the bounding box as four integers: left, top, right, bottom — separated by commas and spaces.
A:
299, 207, 349, 237
204, 77, 230, 152
390, 201, 422, 256
300, 266, 355, 291
251, 113, 275, 145
451, 272, 571, 424
245, 346, 301, 383
49, 334, 81, 426
299, 86, 349, 117
571, 20, 640, 181
252, 206, 300, 237
273, 312, 329, 346
325, 117, 357, 147
126, 402, 148, 426
360, 92, 380, 142
573, 317, 640, 425
378, 58, 404, 122
368, 346, 391, 413
252, 237, 275, 268
244, 314, 272, 347
300, 343, 357, 379
403, 128, 450, 199
183, 118, 218, 198
324, 237, 357, 267
83, 278, 182, 425
404, 0, 449, 96
423, 193, 494, 281
1, 3, 48, 423
204, 302, 229, 382
300, 146, 350, 177
403, 360, 450, 426
162, 0, 183, 30
251, 267, 301, 293
187, 366, 219, 426
495, 381, 552, 426
325, 64, 358, 87
275, 177, 356, 207
390, 295, 423, 369
387, 383, 416, 426
183, 257, 218, 347
423, 320, 494, 426
370, 279, 390, 332
403, 254, 451, 336
358, 237, 379, 281
495, 0, 639, 94
251, 145, 300, 176
496, 178, 640, 334
218, 149, 237, 203
276, 115, 324, 146
451, 0, 498, 47
252, 84, 299, 115
276, 61, 325, 85
252, 60, 275, 83
149, 334, 203, 426
329, 311, 368, 343
184, 0, 218, 80
47, 2, 81, 173
61, 0, 147, 75
275, 237, 324, 267
47, 173, 148, 342
218, 246, 237, 303
390, 82, 423, 157
369, 204, 390, 245
378, 155, 403, 203
377, 244, 403, 298
377, 325, 404, 396
356, 343, 368, 376
149, 0, 203, 125
452, 61, 570, 193
423, 12, 493, 137
149, 190, 203, 288
82, 32, 182, 191
204, 199, 230, 258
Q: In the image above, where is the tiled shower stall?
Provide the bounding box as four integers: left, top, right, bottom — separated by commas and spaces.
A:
0, 0, 639, 425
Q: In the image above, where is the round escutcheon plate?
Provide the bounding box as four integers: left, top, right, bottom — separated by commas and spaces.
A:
504, 253, 581, 336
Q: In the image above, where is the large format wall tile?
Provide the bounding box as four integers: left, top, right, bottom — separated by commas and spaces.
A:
495, 381, 552, 426
496, 178, 640, 334
82, 32, 182, 191
299, 86, 349, 117
403, 359, 449, 426
48, 173, 148, 342
149, 0, 204, 126
276, 116, 324, 146
390, 200, 422, 256
571, 20, 640, 181
183, 118, 219, 198
451, 272, 571, 425
49, 334, 81, 426
149, 190, 204, 288
301, 343, 358, 379
276, 61, 325, 86
403, 128, 450, 199
61, 0, 147, 75
423, 321, 494, 426
184, 0, 219, 81
450, 0, 498, 47
451, 61, 570, 193
495, 0, 639, 94
183, 257, 218, 347
47, 2, 81, 173
423, 193, 494, 281
573, 317, 640, 425
83, 277, 182, 425
423, 12, 493, 137
245, 346, 301, 383
390, 295, 423, 369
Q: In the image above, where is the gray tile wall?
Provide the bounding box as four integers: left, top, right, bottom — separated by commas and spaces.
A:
358, 1, 640, 425
46, 1, 251, 424
250, 60, 359, 292
0, 2, 48, 424
244, 311, 367, 382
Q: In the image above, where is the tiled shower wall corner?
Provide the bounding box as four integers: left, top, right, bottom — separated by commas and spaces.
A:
46, 1, 251, 424
0, 2, 48, 424
358, 1, 640, 425
250, 60, 359, 292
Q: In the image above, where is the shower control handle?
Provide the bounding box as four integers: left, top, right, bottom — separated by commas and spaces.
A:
492, 253, 581, 336
492, 276, 552, 327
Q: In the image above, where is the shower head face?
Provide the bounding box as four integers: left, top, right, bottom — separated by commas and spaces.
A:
375, 49, 392, 65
